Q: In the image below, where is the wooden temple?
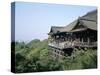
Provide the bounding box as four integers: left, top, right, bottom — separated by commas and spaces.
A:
48, 10, 97, 59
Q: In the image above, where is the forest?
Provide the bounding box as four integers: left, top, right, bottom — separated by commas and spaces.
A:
13, 39, 97, 73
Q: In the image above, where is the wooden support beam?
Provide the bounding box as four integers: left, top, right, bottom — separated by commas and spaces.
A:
88, 37, 90, 44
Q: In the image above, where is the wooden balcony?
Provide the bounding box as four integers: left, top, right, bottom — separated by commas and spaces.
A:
48, 41, 97, 49
74, 42, 97, 47
48, 41, 73, 49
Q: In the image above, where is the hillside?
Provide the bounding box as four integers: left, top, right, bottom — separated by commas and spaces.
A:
14, 39, 97, 73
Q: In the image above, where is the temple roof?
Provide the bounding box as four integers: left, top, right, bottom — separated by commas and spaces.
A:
60, 20, 78, 32
48, 9, 97, 35
81, 9, 97, 22
49, 26, 64, 34
80, 20, 97, 30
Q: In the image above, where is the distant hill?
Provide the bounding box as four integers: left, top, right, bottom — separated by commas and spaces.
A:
27, 39, 48, 49
27, 39, 41, 49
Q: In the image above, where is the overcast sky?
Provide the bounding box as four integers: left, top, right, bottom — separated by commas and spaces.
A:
15, 2, 97, 42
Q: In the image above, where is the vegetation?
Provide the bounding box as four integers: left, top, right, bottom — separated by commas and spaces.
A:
14, 39, 97, 73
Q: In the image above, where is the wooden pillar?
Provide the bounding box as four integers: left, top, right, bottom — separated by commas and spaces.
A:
88, 37, 90, 44
82, 38, 83, 43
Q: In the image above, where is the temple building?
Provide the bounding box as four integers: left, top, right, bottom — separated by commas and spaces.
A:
48, 10, 97, 59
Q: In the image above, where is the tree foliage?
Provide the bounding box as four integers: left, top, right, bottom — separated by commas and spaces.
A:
14, 39, 97, 73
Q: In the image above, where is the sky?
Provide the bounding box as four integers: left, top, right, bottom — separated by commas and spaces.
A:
15, 2, 97, 42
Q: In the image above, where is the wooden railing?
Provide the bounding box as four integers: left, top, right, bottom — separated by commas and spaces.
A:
48, 41, 97, 49
74, 42, 97, 47
48, 41, 74, 49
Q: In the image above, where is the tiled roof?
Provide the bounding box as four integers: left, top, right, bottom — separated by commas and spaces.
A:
48, 10, 97, 35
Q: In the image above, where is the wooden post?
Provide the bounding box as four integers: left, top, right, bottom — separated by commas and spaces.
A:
82, 38, 83, 43
88, 37, 90, 45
